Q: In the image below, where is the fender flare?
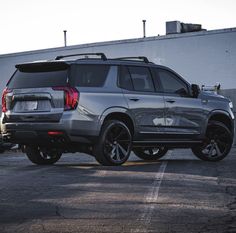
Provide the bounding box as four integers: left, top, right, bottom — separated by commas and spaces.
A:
205, 109, 234, 134
98, 107, 135, 131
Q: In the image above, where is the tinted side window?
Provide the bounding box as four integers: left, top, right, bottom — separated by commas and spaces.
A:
128, 66, 154, 92
157, 69, 189, 96
70, 65, 110, 87
118, 66, 133, 90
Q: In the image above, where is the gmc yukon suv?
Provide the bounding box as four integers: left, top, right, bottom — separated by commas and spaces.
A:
1, 53, 234, 165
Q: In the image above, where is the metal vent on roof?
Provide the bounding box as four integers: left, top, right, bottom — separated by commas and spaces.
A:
166, 21, 206, 35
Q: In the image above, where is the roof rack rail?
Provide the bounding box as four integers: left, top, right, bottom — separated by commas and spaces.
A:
113, 56, 150, 63
55, 53, 107, 61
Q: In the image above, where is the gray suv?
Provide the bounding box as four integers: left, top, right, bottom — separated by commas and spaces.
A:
1, 53, 234, 165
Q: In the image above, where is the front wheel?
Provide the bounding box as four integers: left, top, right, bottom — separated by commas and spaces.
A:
192, 121, 233, 161
25, 146, 62, 165
94, 120, 132, 166
133, 147, 168, 160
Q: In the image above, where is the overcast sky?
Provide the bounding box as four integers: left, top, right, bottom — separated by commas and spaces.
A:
0, 0, 235, 55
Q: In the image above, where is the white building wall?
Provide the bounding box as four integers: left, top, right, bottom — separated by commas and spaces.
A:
0, 28, 235, 94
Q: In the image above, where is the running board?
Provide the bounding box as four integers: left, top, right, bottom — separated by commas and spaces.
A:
132, 140, 202, 148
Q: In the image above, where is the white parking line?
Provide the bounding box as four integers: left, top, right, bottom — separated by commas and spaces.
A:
131, 152, 170, 233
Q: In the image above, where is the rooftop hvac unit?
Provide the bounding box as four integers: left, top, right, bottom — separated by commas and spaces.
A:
166, 21, 205, 35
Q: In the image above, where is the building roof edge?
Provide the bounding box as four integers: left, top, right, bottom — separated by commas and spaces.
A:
0, 27, 236, 59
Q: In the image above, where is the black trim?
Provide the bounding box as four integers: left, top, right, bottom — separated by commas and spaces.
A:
133, 140, 202, 148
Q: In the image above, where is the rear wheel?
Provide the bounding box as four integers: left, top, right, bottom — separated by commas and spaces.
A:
25, 146, 62, 165
192, 121, 233, 161
133, 146, 168, 160
94, 120, 132, 166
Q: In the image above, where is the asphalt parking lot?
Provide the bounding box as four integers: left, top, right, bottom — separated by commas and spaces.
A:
0, 148, 236, 233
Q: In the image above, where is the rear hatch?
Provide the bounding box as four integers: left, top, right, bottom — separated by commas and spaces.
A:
3, 61, 77, 123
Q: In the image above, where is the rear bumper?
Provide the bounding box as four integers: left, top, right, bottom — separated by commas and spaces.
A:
1, 120, 100, 145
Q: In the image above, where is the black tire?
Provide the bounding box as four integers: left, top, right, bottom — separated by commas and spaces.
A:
25, 146, 62, 165
192, 121, 233, 161
94, 120, 132, 166
0, 147, 5, 153
133, 146, 168, 160
0, 142, 5, 153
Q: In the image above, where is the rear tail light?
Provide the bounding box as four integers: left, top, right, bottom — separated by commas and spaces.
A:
2, 88, 12, 113
48, 131, 64, 135
53, 87, 79, 110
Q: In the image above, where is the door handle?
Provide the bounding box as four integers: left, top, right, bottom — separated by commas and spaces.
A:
166, 99, 175, 103
129, 98, 140, 102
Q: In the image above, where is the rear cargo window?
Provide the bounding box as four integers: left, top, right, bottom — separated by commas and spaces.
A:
70, 65, 110, 87
8, 69, 68, 88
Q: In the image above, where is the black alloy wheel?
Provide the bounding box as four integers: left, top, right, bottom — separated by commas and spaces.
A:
94, 120, 132, 166
133, 146, 168, 160
25, 146, 62, 165
192, 121, 232, 161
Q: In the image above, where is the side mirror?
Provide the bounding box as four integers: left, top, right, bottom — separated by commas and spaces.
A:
191, 84, 200, 98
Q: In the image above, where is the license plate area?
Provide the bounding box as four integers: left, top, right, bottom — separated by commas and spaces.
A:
17, 101, 38, 112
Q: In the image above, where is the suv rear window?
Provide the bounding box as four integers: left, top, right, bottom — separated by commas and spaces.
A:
70, 65, 110, 87
8, 63, 68, 88
8, 63, 110, 89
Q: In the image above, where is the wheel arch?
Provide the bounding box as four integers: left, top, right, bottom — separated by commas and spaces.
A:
207, 110, 234, 134
100, 108, 135, 136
